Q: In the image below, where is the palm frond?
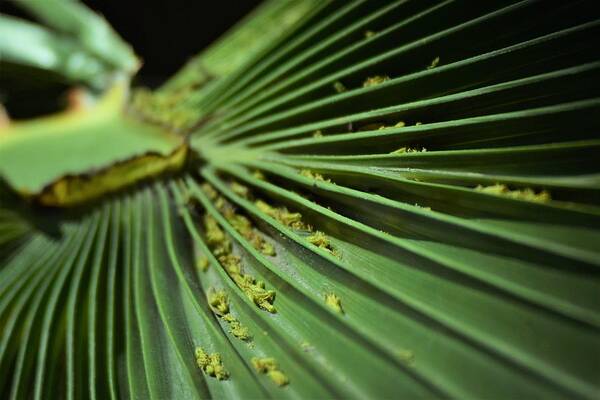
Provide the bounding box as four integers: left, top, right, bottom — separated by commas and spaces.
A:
1, 1, 599, 398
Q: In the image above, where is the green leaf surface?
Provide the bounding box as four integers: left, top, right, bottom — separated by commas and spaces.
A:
1, 1, 600, 399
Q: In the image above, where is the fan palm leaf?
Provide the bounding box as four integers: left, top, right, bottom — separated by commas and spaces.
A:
1, 0, 599, 398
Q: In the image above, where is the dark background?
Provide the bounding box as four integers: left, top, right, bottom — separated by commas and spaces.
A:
2, 0, 262, 85
83, 0, 262, 84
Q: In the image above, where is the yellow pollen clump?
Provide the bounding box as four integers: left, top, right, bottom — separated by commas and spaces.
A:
363, 75, 390, 87
195, 347, 229, 380
325, 293, 344, 314
251, 357, 289, 387
475, 184, 551, 202
299, 169, 330, 182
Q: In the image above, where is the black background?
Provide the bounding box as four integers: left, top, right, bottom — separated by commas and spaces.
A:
83, 0, 262, 84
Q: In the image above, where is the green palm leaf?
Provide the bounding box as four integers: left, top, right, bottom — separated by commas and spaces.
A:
1, 1, 599, 398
